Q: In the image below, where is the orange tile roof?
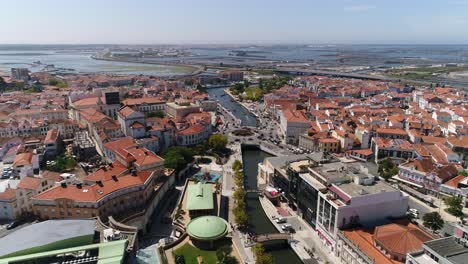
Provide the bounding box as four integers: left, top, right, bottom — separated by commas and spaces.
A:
85, 161, 128, 182
177, 124, 206, 136
349, 148, 373, 156
118, 106, 138, 118
73, 97, 99, 107
125, 147, 163, 167
376, 128, 408, 136
444, 175, 465, 188
421, 136, 446, 145
13, 152, 33, 167
34, 171, 153, 203
342, 229, 398, 264
374, 223, 433, 257
18, 176, 42, 190
0, 188, 17, 201
44, 129, 59, 144
103, 137, 135, 153
283, 109, 309, 123
401, 159, 437, 172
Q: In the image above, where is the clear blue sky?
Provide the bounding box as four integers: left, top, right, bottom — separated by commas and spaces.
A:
1, 0, 468, 44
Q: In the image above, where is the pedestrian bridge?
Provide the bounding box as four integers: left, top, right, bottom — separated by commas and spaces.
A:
252, 233, 291, 243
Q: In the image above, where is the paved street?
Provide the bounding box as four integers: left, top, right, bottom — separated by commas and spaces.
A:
258, 196, 341, 264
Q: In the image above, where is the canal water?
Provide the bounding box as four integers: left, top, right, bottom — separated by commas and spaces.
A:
242, 146, 302, 264
206, 87, 257, 127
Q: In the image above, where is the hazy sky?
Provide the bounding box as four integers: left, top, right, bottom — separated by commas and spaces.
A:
1, 0, 468, 44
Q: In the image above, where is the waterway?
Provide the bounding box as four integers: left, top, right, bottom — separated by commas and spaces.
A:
242, 146, 302, 264
206, 87, 257, 127
0, 46, 194, 76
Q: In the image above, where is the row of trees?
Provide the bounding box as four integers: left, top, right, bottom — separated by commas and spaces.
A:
232, 160, 249, 228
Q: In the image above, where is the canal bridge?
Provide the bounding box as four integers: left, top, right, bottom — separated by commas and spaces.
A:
252, 233, 292, 243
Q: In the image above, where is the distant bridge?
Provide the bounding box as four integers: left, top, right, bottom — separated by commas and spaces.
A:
252, 233, 291, 243
244, 189, 262, 193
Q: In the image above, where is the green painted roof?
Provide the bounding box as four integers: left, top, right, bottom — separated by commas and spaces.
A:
0, 240, 127, 264
186, 216, 228, 241
186, 182, 214, 211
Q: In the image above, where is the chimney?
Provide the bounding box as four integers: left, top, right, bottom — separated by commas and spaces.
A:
61, 182, 67, 188
76, 183, 82, 189
131, 170, 137, 176
109, 163, 114, 168
102, 166, 107, 171
96, 180, 103, 187
144, 151, 148, 156
112, 175, 118, 181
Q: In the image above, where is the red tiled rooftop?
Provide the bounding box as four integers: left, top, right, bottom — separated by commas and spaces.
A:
444, 175, 465, 188
85, 161, 128, 182
18, 176, 42, 190
44, 129, 59, 144
374, 223, 433, 257
0, 188, 17, 201
376, 128, 408, 136
34, 171, 153, 203
13, 152, 33, 167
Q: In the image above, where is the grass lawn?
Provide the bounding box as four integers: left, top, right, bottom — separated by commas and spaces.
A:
173, 243, 217, 264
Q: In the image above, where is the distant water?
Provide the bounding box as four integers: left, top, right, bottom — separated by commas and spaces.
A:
1, 44, 468, 75
0, 45, 193, 76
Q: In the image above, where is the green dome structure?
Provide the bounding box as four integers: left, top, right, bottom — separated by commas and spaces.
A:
186, 216, 228, 241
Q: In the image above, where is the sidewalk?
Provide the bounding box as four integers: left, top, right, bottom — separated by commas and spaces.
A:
222, 142, 242, 197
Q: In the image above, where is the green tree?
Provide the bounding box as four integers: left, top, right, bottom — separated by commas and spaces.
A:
46, 155, 77, 172
232, 160, 242, 171
378, 159, 398, 182
252, 244, 273, 264
423, 212, 444, 232
234, 170, 244, 187
163, 147, 194, 171
209, 134, 228, 152
459, 170, 468, 177
216, 245, 238, 264
192, 144, 208, 156
49, 78, 68, 88
234, 207, 248, 227
233, 187, 246, 201
445, 196, 464, 218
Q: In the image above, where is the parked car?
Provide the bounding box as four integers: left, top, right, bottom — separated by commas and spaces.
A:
275, 217, 287, 224
407, 208, 419, 219
281, 224, 292, 231
6, 221, 19, 230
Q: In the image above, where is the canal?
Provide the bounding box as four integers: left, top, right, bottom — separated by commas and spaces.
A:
206, 87, 257, 127
242, 146, 302, 264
